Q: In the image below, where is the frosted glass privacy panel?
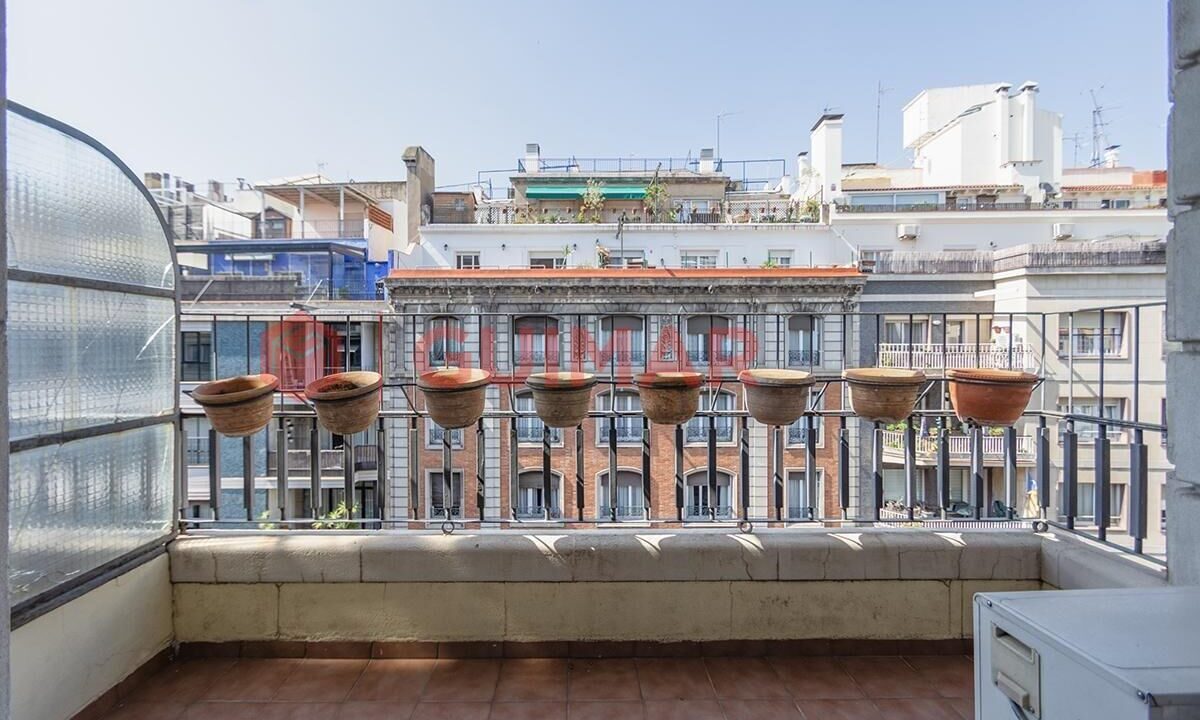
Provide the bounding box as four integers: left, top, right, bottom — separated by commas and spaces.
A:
7, 281, 175, 441
6, 110, 175, 289
8, 424, 175, 604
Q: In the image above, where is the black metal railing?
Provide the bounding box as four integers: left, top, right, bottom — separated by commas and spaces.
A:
178, 304, 1168, 560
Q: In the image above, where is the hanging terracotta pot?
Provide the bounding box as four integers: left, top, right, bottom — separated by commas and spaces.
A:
738, 368, 815, 426
192, 374, 279, 437
632, 371, 703, 426
526, 371, 597, 428
843, 368, 927, 423
947, 368, 1038, 427
417, 367, 492, 429
306, 371, 384, 435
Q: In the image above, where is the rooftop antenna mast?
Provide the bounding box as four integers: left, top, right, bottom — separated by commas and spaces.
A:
874, 81, 891, 164
1089, 88, 1112, 168
1064, 131, 1086, 167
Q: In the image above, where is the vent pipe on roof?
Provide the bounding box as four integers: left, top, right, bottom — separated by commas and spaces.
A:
1104, 145, 1121, 168
1019, 81, 1038, 162
524, 143, 541, 174
699, 148, 715, 174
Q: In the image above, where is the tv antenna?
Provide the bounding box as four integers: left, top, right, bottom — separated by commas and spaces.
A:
1088, 88, 1118, 168
1063, 131, 1087, 167
874, 82, 891, 164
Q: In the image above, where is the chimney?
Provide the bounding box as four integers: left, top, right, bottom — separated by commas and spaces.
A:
1103, 144, 1121, 168
699, 148, 715, 174
809, 114, 844, 201
796, 151, 810, 178
1018, 80, 1038, 161
524, 143, 541, 174
208, 180, 224, 202
995, 83, 1012, 172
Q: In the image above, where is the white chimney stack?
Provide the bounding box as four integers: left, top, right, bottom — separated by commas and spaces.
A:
1103, 144, 1121, 168
995, 83, 1012, 173
1018, 81, 1038, 161
699, 148, 715, 174
809, 114, 844, 202
524, 143, 541, 174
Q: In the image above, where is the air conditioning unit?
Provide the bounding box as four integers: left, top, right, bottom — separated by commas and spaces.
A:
897, 223, 920, 240
1053, 223, 1075, 240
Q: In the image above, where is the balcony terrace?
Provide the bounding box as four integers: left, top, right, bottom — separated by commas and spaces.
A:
0, 99, 1180, 720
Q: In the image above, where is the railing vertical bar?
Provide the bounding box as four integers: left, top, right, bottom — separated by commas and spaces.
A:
475, 417, 484, 524
1007, 312, 1014, 370
509, 415, 519, 520
209, 427, 221, 522
311, 422, 322, 519
872, 422, 883, 522
904, 420, 916, 521
378, 417, 387, 525
441, 429, 452, 521
408, 417, 419, 520
608, 416, 618, 522
542, 425, 552, 521
1004, 426, 1017, 518
937, 415, 950, 515
1037, 416, 1050, 518
708, 414, 718, 520
774, 425, 784, 522
1095, 425, 1110, 541
907, 312, 914, 368
276, 418, 288, 522
838, 417, 850, 519
242, 435, 254, 521
1130, 428, 1148, 554
875, 315, 881, 366
1134, 307, 1142, 423
740, 416, 750, 521
641, 416, 652, 521
675, 424, 685, 522
344, 436, 356, 518
575, 425, 584, 522
806, 414, 818, 521
975, 314, 981, 367
1064, 420, 1078, 530
971, 424, 984, 520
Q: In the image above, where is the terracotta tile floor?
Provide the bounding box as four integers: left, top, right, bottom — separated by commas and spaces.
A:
103, 655, 974, 719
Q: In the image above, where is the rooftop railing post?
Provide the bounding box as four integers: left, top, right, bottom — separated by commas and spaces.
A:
708, 414, 718, 520
442, 429, 452, 522
408, 417, 419, 520
378, 417, 387, 526
344, 436, 356, 519
1095, 424, 1110, 541
1004, 426, 1018, 519
740, 415, 750, 522
608, 415, 618, 522
1130, 428, 1148, 554
838, 417, 850, 519
276, 418, 288, 523
1037, 416, 1050, 520
971, 424, 984, 520
208, 427, 221, 522
475, 417, 484, 524
774, 425, 785, 522
310, 422, 321, 520
806, 414, 818, 521
243, 434, 254, 522
542, 424, 552, 521
675, 424, 685, 522
872, 421, 883, 522
641, 417, 652, 521
509, 416, 519, 520
1064, 420, 1078, 530
937, 415, 950, 517
575, 425, 584, 522
904, 419, 916, 521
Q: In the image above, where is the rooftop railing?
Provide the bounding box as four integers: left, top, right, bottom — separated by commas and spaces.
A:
836, 200, 1166, 214
177, 304, 1168, 560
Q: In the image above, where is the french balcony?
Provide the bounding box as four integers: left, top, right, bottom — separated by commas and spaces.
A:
877, 429, 1036, 466
877, 342, 1040, 372
3, 105, 1176, 720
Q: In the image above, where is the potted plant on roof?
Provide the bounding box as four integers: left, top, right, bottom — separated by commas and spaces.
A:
632, 371, 703, 425
192, 374, 279, 437
526, 371, 597, 427
576, 179, 605, 223
417, 367, 493, 429
305, 370, 384, 435
946, 368, 1038, 427
842, 367, 927, 423
738, 368, 815, 426
643, 170, 675, 223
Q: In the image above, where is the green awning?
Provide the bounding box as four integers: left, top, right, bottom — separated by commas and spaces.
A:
526, 185, 646, 200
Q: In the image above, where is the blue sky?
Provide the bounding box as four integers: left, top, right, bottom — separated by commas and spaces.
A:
7, 0, 1169, 189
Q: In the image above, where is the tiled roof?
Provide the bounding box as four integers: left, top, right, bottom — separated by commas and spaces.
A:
388, 267, 862, 280
1060, 184, 1167, 192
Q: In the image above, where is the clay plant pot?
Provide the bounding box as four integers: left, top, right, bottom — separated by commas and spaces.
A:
632, 371, 704, 426
305, 371, 384, 435
843, 368, 927, 424
738, 368, 815, 426
417, 367, 492, 430
525, 371, 597, 428
947, 368, 1038, 427
192, 374, 279, 437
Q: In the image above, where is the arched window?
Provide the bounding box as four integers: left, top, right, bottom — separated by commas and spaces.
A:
516, 470, 563, 519
684, 470, 734, 520
513, 316, 559, 367
787, 315, 822, 367
686, 390, 735, 443
597, 470, 645, 520
686, 316, 733, 364
599, 315, 646, 367
597, 390, 642, 444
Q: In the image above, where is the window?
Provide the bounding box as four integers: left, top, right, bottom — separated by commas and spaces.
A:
884, 317, 930, 345
598, 315, 646, 367
686, 316, 734, 364
429, 471, 463, 519
768, 250, 793, 267
456, 252, 481, 269
529, 255, 566, 269
604, 250, 646, 268
1063, 482, 1126, 524
786, 415, 825, 446
516, 470, 561, 519
686, 390, 735, 444
328, 324, 362, 373
1057, 399, 1125, 439
786, 469, 825, 520
680, 252, 718, 269
516, 393, 561, 444
181, 331, 212, 381
184, 416, 210, 465
428, 316, 464, 366
787, 315, 821, 366
513, 316, 559, 367
859, 249, 893, 263
1058, 311, 1125, 357
684, 471, 733, 520
597, 470, 645, 520
597, 391, 642, 444
427, 422, 464, 449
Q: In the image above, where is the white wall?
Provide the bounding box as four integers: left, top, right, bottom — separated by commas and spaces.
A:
11, 555, 173, 720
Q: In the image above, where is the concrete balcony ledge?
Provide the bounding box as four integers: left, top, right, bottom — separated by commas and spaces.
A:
169, 529, 1043, 585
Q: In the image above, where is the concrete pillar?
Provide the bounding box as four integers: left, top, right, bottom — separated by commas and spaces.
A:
1167, 1, 1200, 583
